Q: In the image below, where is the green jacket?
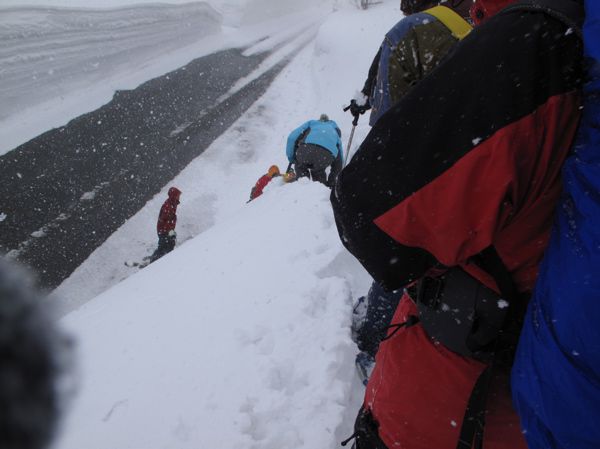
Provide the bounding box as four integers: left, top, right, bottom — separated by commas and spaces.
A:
363, 6, 471, 125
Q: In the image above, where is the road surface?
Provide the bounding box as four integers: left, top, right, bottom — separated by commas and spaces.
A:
0, 46, 289, 289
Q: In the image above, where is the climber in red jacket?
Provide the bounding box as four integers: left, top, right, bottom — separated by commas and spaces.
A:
150, 186, 181, 262
249, 165, 281, 201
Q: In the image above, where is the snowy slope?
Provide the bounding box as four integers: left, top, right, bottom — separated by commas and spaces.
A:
39, 1, 404, 447
59, 181, 363, 449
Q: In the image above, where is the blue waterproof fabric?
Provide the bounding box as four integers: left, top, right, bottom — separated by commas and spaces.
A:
512, 2, 600, 448
285, 119, 342, 162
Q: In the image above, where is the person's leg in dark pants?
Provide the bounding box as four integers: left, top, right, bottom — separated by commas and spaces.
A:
294, 161, 311, 179
295, 143, 334, 185
327, 150, 343, 188
357, 281, 403, 358
355, 281, 403, 384
150, 233, 176, 262
309, 167, 328, 184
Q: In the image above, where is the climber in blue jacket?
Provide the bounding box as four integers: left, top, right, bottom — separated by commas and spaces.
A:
285, 114, 343, 187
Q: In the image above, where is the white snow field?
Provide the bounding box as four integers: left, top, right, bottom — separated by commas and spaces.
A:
3, 0, 406, 448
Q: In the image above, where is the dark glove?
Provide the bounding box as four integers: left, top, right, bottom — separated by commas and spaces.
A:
349, 99, 370, 118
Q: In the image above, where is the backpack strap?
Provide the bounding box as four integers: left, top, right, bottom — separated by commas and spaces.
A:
479, 250, 533, 379
425, 5, 473, 40
502, 0, 584, 39
455, 246, 531, 449
456, 365, 492, 449
294, 127, 311, 158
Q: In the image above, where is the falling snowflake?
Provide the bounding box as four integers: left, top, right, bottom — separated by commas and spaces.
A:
81, 191, 96, 201
31, 229, 46, 238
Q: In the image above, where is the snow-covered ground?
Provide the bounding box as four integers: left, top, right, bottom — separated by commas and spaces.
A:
0, 0, 332, 154
4, 0, 406, 447
0, 3, 222, 143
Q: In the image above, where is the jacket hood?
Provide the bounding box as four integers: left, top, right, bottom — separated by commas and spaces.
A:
168, 187, 181, 201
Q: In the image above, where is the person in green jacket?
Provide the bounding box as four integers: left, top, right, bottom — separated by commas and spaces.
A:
349, 0, 472, 125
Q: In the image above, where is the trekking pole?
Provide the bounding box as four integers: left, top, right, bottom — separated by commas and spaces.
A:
343, 104, 360, 167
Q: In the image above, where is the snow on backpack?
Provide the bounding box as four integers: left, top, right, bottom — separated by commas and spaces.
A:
511, 1, 600, 448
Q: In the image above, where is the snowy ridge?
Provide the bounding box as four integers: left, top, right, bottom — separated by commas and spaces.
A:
57, 180, 360, 449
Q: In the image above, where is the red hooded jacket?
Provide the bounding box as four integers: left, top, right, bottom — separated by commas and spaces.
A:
157, 187, 181, 235
250, 174, 273, 200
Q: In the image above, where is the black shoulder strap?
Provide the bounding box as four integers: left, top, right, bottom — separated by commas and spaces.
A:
456, 246, 525, 449
295, 127, 311, 152
456, 366, 493, 449
502, 0, 584, 39
472, 245, 531, 342
476, 246, 520, 306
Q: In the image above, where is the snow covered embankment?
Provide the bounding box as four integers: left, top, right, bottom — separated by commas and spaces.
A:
57, 180, 359, 449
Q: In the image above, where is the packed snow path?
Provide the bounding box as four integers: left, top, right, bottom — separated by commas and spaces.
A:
0, 44, 306, 289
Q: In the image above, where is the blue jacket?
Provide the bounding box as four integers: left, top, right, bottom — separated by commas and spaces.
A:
286, 119, 342, 162
512, 2, 600, 448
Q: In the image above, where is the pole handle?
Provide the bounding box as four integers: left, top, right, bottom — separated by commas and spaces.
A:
343, 104, 360, 126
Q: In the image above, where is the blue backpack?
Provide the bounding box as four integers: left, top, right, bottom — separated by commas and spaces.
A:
511, 2, 600, 448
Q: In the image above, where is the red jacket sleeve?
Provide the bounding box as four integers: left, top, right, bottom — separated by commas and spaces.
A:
250, 175, 272, 200
373, 93, 580, 292
331, 9, 583, 293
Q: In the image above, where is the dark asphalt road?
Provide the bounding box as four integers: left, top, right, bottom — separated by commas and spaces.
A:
0, 47, 288, 290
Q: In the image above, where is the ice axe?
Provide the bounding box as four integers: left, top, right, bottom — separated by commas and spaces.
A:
342, 104, 360, 167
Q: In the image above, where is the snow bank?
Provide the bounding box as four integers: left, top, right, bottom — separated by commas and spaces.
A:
57, 180, 359, 449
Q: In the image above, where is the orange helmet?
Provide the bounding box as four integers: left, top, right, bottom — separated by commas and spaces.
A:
268, 165, 280, 177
